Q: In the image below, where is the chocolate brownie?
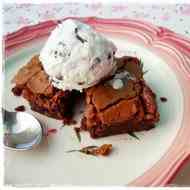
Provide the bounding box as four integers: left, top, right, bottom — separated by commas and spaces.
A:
81, 56, 160, 138
12, 55, 79, 120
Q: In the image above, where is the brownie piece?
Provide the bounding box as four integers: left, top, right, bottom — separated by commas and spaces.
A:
11, 55, 79, 120
81, 56, 160, 138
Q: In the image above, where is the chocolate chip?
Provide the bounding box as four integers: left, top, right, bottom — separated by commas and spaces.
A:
78, 82, 85, 85
76, 34, 87, 43
55, 75, 63, 80
58, 42, 65, 46
59, 52, 63, 57
108, 53, 112, 60
74, 27, 87, 43
95, 57, 101, 63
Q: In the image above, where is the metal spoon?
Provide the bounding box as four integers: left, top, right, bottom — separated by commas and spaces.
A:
2, 109, 43, 150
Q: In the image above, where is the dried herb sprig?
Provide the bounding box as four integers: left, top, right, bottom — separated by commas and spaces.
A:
139, 59, 149, 76
66, 144, 113, 156
127, 132, 140, 140
74, 127, 81, 142
139, 59, 144, 70
143, 70, 149, 75
66, 146, 98, 153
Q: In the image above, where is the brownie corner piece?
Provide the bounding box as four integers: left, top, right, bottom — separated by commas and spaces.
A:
11, 55, 80, 120
81, 56, 160, 138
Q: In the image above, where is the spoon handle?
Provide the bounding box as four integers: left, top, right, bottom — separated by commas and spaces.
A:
2, 108, 13, 122
2, 108, 17, 134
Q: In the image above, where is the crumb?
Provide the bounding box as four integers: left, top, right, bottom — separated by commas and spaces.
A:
160, 97, 167, 102
47, 128, 57, 136
63, 118, 77, 125
14, 105, 25, 112
12, 86, 22, 96
74, 127, 81, 133
78, 82, 85, 85
60, 124, 65, 128
91, 144, 113, 156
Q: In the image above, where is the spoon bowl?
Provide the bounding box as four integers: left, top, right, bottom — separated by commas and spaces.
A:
3, 109, 43, 150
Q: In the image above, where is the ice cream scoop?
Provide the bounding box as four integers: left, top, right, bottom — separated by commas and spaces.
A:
39, 19, 117, 91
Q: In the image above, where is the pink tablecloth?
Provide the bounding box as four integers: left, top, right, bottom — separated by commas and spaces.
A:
3, 3, 190, 37
3, 3, 190, 187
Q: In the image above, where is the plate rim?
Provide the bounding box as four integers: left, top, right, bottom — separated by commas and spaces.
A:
4, 17, 190, 186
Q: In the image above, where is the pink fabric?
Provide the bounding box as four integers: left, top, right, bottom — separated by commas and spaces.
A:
3, 3, 190, 38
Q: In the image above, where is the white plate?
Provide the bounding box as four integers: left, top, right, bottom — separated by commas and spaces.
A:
4, 18, 190, 186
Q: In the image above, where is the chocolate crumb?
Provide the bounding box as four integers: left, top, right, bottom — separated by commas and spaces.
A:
47, 128, 57, 136
160, 97, 167, 102
108, 53, 112, 60
58, 41, 65, 46
12, 86, 22, 96
78, 82, 85, 85
74, 27, 78, 34
74, 127, 81, 132
60, 124, 65, 128
15, 105, 25, 112
63, 118, 77, 125
95, 57, 101, 63
55, 75, 63, 80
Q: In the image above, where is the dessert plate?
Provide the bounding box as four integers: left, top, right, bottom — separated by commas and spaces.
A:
4, 17, 190, 186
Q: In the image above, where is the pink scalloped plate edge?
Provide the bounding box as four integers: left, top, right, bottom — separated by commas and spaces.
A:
4, 17, 190, 187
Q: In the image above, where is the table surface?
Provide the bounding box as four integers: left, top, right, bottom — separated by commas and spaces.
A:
3, 3, 190, 187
